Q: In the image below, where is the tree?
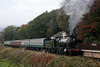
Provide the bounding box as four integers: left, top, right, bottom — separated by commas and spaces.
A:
46, 19, 59, 37
17, 24, 28, 39
76, 0, 100, 43
56, 8, 69, 32
2, 25, 18, 41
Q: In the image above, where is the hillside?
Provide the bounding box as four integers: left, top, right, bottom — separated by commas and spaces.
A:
17, 9, 69, 39
2, 8, 69, 41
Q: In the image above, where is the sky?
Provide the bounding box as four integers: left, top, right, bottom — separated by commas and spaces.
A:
0, 0, 62, 28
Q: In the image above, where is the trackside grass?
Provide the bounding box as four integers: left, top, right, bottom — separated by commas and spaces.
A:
0, 58, 20, 67
0, 44, 100, 67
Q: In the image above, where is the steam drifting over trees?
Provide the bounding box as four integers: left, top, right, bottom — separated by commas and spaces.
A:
76, 0, 100, 43
64, 0, 94, 35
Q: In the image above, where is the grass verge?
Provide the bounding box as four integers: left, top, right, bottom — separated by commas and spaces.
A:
0, 44, 100, 67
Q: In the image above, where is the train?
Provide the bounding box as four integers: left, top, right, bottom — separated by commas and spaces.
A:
4, 32, 81, 55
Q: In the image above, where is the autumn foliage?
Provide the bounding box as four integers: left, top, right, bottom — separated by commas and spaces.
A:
76, 0, 100, 42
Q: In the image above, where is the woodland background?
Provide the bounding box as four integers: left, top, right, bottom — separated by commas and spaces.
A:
0, 0, 100, 43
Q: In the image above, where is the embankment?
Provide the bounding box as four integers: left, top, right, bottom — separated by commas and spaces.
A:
0, 44, 100, 67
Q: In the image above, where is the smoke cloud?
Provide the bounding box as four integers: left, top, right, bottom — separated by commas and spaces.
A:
64, 0, 94, 35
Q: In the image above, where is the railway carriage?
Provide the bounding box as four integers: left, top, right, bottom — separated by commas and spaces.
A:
4, 40, 21, 47
30, 38, 46, 48
10, 40, 21, 47
28, 38, 54, 51
4, 41, 10, 46
21, 39, 30, 47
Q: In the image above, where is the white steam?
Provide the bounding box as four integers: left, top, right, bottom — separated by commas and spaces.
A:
64, 0, 94, 35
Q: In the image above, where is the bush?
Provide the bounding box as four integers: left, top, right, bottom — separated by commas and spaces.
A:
46, 56, 100, 67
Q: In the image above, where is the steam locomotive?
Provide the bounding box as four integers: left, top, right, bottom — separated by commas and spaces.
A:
4, 32, 81, 55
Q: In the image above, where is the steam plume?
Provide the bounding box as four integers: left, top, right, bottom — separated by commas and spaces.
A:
64, 0, 94, 35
